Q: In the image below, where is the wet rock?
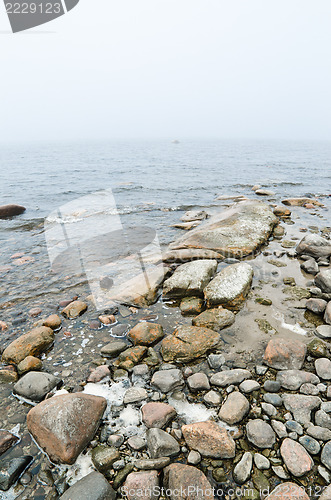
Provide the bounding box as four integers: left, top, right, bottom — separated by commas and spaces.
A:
316, 325, 331, 339
170, 200, 278, 258
299, 435, 320, 455
91, 445, 120, 473
151, 369, 184, 393
29, 307, 42, 317
17, 356, 43, 375
0, 456, 32, 491
315, 358, 331, 380
116, 346, 147, 370
2, 326, 54, 365
123, 471, 159, 500
134, 457, 170, 470
266, 482, 309, 500
163, 463, 214, 500
161, 325, 219, 363
128, 322, 164, 346
321, 440, 331, 470
283, 197, 323, 207
99, 314, 116, 325
62, 300, 87, 319
204, 262, 254, 310
14, 371, 60, 402
233, 452, 252, 484
146, 428, 180, 458
179, 297, 204, 315
187, 373, 210, 392
246, 419, 276, 449
263, 337, 306, 370
325, 301, 331, 325
306, 298, 327, 314
181, 210, 208, 222
307, 425, 331, 441
0, 431, 19, 456
301, 258, 319, 274
273, 205, 291, 217
296, 233, 331, 259
163, 259, 217, 298
0, 321, 8, 331
307, 338, 329, 357
123, 387, 148, 404
42, 314, 62, 330
218, 391, 250, 425
141, 402, 176, 428
276, 370, 319, 391
192, 307, 235, 331
172, 220, 200, 230
282, 394, 321, 424
87, 365, 110, 383
239, 379, 260, 393
27, 393, 107, 464
0, 204, 26, 218
315, 269, 331, 293
182, 421, 235, 458
210, 369, 251, 387
60, 471, 116, 500
0, 366, 18, 383
162, 249, 222, 263
100, 339, 128, 358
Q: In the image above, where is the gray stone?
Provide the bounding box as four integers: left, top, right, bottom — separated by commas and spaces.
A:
163, 260, 217, 298
325, 301, 331, 325
306, 298, 327, 314
134, 457, 171, 470
256, 365, 268, 375
261, 402, 277, 417
315, 269, 331, 294
13, 371, 60, 402
218, 392, 250, 425
316, 325, 331, 339
285, 421, 303, 435
263, 380, 280, 393
307, 426, 331, 441
315, 410, 331, 430
100, 340, 128, 358
181, 210, 208, 222
322, 402, 331, 413
208, 354, 225, 369
203, 390, 222, 406
301, 259, 319, 275
300, 383, 320, 396
233, 452, 252, 484
321, 441, 331, 470
297, 233, 331, 259
187, 373, 210, 392
0, 456, 33, 492
246, 419, 276, 449
239, 380, 260, 393
271, 420, 287, 439
187, 450, 201, 465
146, 428, 180, 459
254, 453, 270, 470
282, 394, 321, 424
315, 358, 331, 380
299, 435, 321, 455
151, 369, 184, 393
107, 435, 124, 448
91, 446, 120, 473
210, 369, 251, 387
276, 370, 319, 391
264, 393, 283, 407
127, 437, 146, 451
320, 484, 331, 500
123, 387, 148, 404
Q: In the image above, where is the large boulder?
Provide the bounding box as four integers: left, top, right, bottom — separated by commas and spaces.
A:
163, 260, 217, 298
169, 200, 277, 258
60, 472, 115, 500
204, 263, 254, 310
2, 327, 54, 365
27, 393, 107, 464
0, 204, 26, 219
163, 464, 215, 500
161, 325, 220, 363
315, 269, 331, 294
296, 233, 331, 259
263, 337, 306, 370
182, 421, 235, 458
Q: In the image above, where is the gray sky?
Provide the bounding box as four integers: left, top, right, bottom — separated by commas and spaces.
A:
1, 0, 331, 142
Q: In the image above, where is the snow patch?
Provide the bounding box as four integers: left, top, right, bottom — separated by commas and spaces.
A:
168, 397, 216, 424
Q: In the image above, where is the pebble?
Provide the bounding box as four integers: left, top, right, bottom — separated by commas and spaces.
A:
218, 391, 250, 425
271, 420, 287, 439
299, 435, 321, 455
210, 369, 251, 387
280, 438, 313, 477
207, 354, 225, 369
321, 440, 331, 470
263, 380, 281, 393
316, 324, 331, 339
239, 379, 260, 393
203, 390, 222, 405
315, 358, 331, 380
151, 369, 184, 393
233, 452, 252, 484
187, 373, 210, 392
127, 436, 146, 451
307, 425, 331, 441
285, 421, 303, 435
264, 393, 283, 407
187, 450, 201, 465
146, 428, 180, 459
254, 453, 270, 470
246, 419, 276, 449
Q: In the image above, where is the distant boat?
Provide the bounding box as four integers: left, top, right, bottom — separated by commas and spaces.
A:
172, 140, 180, 144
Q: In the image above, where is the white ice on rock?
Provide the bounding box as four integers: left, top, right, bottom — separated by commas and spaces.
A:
168, 396, 216, 424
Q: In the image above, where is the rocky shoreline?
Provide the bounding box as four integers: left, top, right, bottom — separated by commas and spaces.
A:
0, 194, 331, 499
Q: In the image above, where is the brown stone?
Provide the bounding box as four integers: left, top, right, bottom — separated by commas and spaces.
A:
17, 356, 43, 375
123, 471, 159, 500
115, 346, 147, 370
282, 198, 323, 207
192, 307, 235, 332
179, 297, 204, 316
280, 438, 313, 477
163, 463, 214, 500
273, 206, 291, 218
266, 483, 309, 500
98, 314, 116, 325
29, 307, 42, 317
0, 321, 8, 331
141, 403, 177, 429
0, 366, 18, 383
27, 393, 107, 464
43, 314, 61, 330
0, 204, 26, 218
161, 325, 220, 363
182, 421, 235, 458
128, 322, 164, 346
263, 337, 306, 370
87, 365, 110, 383
0, 430, 19, 456
62, 300, 87, 319
2, 326, 54, 365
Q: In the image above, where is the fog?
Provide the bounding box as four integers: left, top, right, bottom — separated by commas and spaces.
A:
1, 0, 331, 142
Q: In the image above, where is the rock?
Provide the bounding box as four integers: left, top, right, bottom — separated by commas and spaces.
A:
301, 258, 319, 275
172, 221, 200, 230
0, 366, 18, 383
123, 387, 148, 404
134, 457, 170, 470
14, 371, 60, 402
210, 369, 251, 387
203, 390, 222, 405
273, 206, 291, 217
276, 370, 319, 391
0, 204, 26, 219
116, 346, 147, 370
283, 197, 323, 207
262, 402, 277, 417
239, 380, 260, 393
255, 189, 275, 196
271, 420, 287, 439
285, 420, 303, 435
29, 307, 42, 317
100, 339, 128, 358
128, 322, 164, 346
315, 410, 331, 429
87, 365, 110, 383
162, 249, 223, 263
192, 307, 235, 332
325, 301, 331, 325
282, 394, 321, 424
182, 421, 235, 458
163, 463, 214, 500
208, 354, 225, 369
266, 482, 310, 500
123, 471, 159, 500
306, 298, 327, 314
315, 269, 331, 293
316, 325, 331, 339
218, 392, 250, 425
151, 369, 184, 393
263, 337, 306, 370
2, 326, 54, 365
254, 453, 270, 470
163, 259, 217, 298
307, 425, 331, 441
181, 210, 208, 222
169, 200, 278, 258
0, 456, 32, 491
187, 373, 210, 392
141, 403, 176, 428
92, 445, 120, 473
146, 428, 180, 458
280, 438, 313, 477
307, 338, 329, 357
43, 314, 62, 330
62, 300, 87, 319
204, 263, 254, 310
0, 431, 19, 456
233, 452, 252, 484
186, 450, 201, 465
315, 358, 331, 380
255, 297, 272, 306
296, 233, 331, 259
263, 380, 281, 392
320, 485, 331, 500
180, 297, 204, 315
27, 393, 106, 464
60, 472, 116, 500
246, 420, 276, 449
99, 314, 116, 325
321, 441, 331, 470
161, 325, 219, 363
17, 356, 43, 375
299, 435, 320, 455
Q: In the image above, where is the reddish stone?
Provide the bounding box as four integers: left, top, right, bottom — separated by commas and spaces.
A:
280, 438, 313, 477
123, 471, 159, 500
128, 322, 164, 346
0, 430, 19, 456
266, 482, 309, 500
87, 365, 110, 383
163, 464, 214, 500
263, 337, 306, 370
141, 403, 177, 428
182, 421, 235, 458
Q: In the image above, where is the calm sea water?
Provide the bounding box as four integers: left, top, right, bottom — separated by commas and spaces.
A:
0, 139, 330, 308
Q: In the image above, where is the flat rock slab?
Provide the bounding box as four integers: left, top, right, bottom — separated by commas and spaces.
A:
263, 337, 307, 370
163, 463, 214, 500
161, 325, 220, 363
204, 262, 254, 310
163, 259, 217, 298
182, 421, 235, 458
2, 326, 54, 365
14, 371, 61, 402
192, 307, 235, 331
162, 249, 223, 263
169, 200, 277, 258
27, 393, 107, 464
60, 472, 115, 500
280, 438, 313, 477
296, 233, 331, 259
266, 482, 310, 500
282, 198, 323, 207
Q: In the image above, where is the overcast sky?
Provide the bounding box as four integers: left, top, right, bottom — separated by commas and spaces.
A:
1, 0, 331, 142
